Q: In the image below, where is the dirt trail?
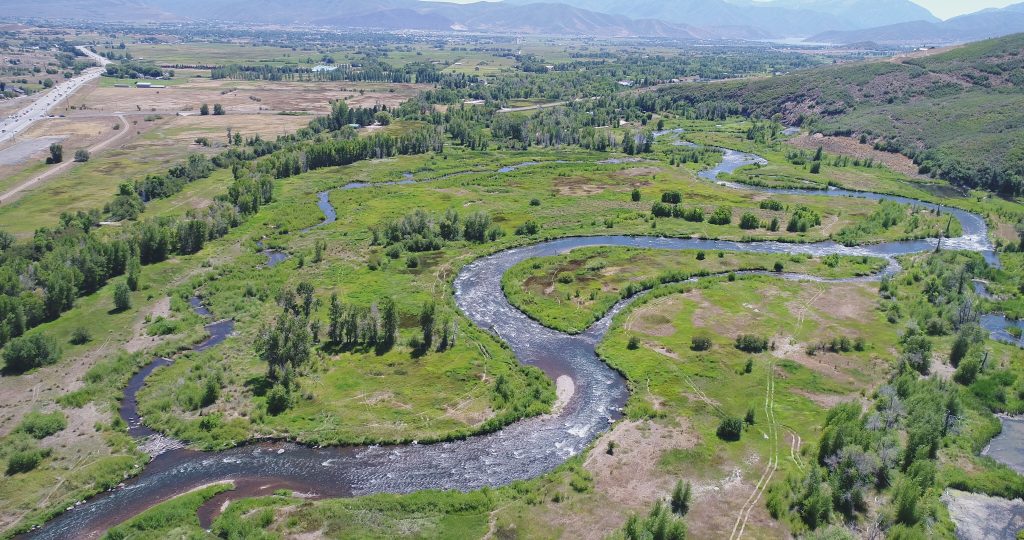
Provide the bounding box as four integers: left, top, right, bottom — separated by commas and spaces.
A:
730, 360, 778, 540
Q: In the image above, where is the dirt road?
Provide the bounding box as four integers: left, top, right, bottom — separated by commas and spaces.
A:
0, 114, 129, 204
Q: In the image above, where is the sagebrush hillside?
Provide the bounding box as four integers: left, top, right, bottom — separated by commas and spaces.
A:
659, 33, 1024, 195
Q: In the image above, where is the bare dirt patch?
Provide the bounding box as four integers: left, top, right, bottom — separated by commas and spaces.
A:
789, 133, 923, 178
39, 403, 106, 452
612, 166, 661, 178
790, 387, 857, 409
626, 296, 684, 337
772, 337, 857, 385
552, 176, 609, 197
124, 296, 177, 353
534, 420, 698, 537
74, 78, 427, 116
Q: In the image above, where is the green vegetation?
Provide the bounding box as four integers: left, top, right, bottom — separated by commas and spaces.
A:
659, 33, 1024, 197
103, 483, 232, 539
503, 246, 886, 333
3, 26, 1022, 539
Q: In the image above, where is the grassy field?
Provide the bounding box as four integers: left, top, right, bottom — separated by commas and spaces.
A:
503, 246, 887, 333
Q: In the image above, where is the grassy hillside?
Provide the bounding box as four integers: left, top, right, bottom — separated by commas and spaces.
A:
658, 33, 1024, 196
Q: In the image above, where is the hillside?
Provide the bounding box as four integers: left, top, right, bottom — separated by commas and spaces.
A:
658, 33, 1024, 195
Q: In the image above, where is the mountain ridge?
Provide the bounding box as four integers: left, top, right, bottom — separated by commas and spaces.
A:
0, 0, 1017, 43
808, 2, 1024, 44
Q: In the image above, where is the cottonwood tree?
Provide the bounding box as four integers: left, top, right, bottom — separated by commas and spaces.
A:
256, 311, 312, 381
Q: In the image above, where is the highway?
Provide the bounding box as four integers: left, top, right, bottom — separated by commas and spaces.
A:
0, 46, 110, 146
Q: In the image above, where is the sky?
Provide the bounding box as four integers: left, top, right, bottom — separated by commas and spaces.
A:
428, 0, 1020, 20
913, 0, 1019, 19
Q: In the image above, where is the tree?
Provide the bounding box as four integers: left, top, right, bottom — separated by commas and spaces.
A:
126, 249, 141, 291
213, 103, 225, 115
47, 143, 63, 164
74, 149, 90, 162
374, 111, 392, 125
464, 212, 492, 243
113, 282, 131, 311
631, 188, 641, 202
256, 311, 312, 381
199, 103, 209, 116
670, 480, 691, 516
419, 301, 436, 350
810, 161, 822, 174
328, 294, 343, 344
313, 238, 326, 263
716, 417, 743, 441
798, 467, 833, 530
379, 297, 398, 351
296, 281, 315, 318
3, 333, 60, 374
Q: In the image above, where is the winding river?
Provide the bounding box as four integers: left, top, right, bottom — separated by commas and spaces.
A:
28, 142, 1012, 538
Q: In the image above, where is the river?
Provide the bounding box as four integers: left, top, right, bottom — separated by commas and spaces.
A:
28, 141, 1013, 539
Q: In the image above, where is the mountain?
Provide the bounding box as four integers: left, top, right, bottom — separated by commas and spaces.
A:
3, 0, 1022, 43
520, 0, 938, 37
756, 0, 938, 28
808, 2, 1024, 44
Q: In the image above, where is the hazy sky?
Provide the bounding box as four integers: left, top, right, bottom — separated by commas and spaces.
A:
429, 0, 1020, 21
913, 0, 1019, 19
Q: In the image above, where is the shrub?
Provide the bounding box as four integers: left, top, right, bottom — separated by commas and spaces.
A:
651, 202, 673, 218
515, 220, 540, 236
17, 411, 66, 439
627, 336, 641, 350
69, 327, 92, 345
810, 161, 821, 174
6, 448, 48, 475
949, 333, 970, 367
631, 189, 641, 202
74, 149, 90, 162
529, 198, 541, 206
735, 334, 769, 353
717, 417, 743, 441
954, 357, 982, 386
760, 200, 784, 211
266, 385, 289, 415
691, 334, 712, 351
3, 333, 61, 374
681, 207, 704, 222
661, 191, 682, 204
774, 261, 785, 272
739, 212, 760, 230
708, 206, 732, 225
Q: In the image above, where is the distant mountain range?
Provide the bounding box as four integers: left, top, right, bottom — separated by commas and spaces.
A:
1, 0, 1023, 44
808, 3, 1024, 44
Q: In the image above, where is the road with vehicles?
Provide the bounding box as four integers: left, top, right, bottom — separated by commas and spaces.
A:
0, 46, 109, 146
